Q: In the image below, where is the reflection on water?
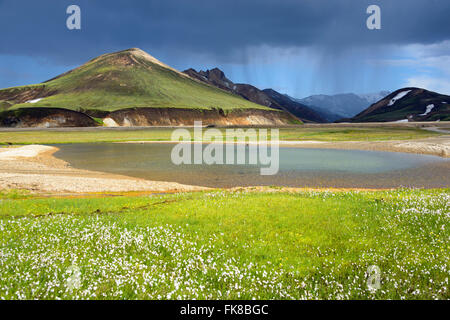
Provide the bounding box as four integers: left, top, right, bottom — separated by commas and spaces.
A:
54, 143, 450, 188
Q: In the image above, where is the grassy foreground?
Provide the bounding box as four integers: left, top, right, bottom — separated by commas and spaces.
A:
0, 188, 448, 300
0, 126, 440, 145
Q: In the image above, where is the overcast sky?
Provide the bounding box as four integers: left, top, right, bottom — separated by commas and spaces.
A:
0, 0, 449, 97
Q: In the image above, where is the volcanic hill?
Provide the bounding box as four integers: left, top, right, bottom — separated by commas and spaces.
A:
0, 48, 300, 127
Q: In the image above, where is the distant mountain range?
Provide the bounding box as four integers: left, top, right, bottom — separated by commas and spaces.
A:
183, 67, 406, 123
340, 88, 450, 122
295, 91, 391, 121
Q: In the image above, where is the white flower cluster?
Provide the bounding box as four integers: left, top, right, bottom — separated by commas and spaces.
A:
0, 216, 297, 299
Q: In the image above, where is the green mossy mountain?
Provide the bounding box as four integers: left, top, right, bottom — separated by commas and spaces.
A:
0, 48, 302, 127
0, 48, 273, 112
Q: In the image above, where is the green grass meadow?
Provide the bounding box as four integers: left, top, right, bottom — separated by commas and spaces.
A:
0, 189, 448, 300
0, 126, 440, 145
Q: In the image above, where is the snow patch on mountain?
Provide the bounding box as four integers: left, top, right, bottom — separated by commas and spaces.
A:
387, 90, 412, 106
419, 104, 434, 116
25, 98, 43, 104
393, 119, 409, 123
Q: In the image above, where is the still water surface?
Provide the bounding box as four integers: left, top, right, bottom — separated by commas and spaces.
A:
54, 143, 450, 188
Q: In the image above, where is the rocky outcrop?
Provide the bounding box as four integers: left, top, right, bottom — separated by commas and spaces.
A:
0, 108, 98, 128
104, 107, 299, 126
0, 85, 56, 105
0, 107, 300, 128
184, 68, 283, 110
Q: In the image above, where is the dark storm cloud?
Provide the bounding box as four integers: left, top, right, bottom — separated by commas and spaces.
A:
0, 0, 449, 64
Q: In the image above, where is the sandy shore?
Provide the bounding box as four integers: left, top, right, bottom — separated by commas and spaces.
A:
0, 145, 208, 193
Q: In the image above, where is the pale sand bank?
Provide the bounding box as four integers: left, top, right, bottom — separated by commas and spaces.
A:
0, 145, 55, 160
0, 145, 208, 193
282, 138, 450, 158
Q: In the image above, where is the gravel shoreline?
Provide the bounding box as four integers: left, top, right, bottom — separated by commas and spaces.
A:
0, 145, 208, 193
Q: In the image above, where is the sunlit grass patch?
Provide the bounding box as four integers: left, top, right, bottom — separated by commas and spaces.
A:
0, 126, 440, 145
0, 189, 448, 299
0, 189, 31, 200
